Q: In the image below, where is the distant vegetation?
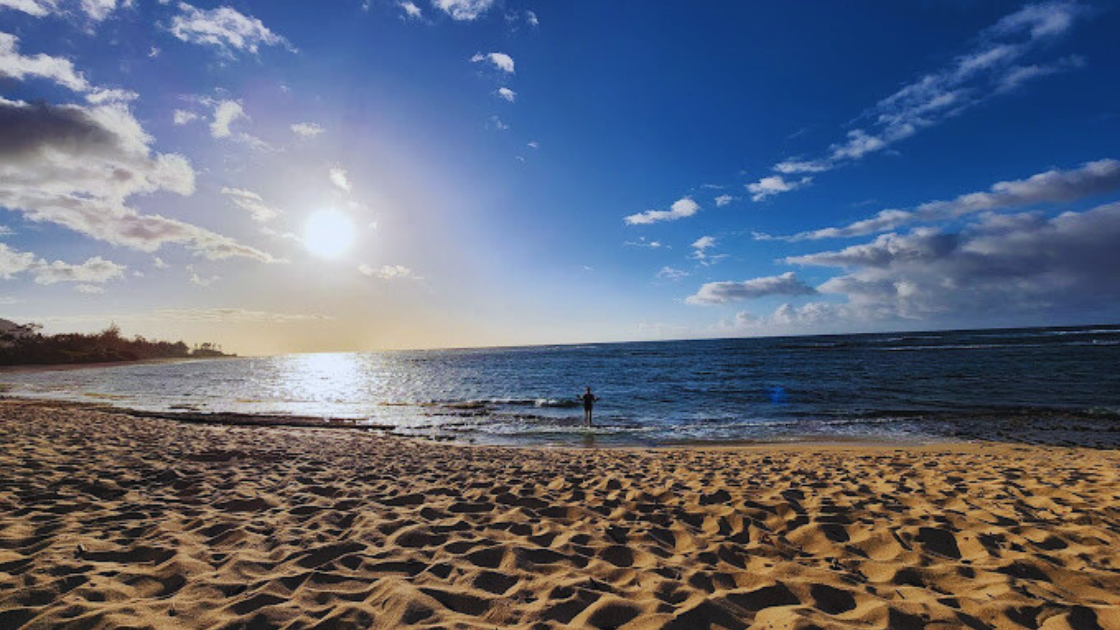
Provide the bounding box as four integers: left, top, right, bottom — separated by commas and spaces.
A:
0, 321, 233, 367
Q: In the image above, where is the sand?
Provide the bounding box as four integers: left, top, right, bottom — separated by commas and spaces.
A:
1, 399, 1118, 630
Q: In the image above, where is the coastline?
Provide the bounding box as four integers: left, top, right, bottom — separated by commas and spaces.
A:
0, 397, 393, 431
0, 355, 237, 374
2, 393, 1118, 449
1, 398, 1117, 629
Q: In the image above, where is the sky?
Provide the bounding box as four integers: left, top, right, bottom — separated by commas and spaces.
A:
1, 0, 1119, 354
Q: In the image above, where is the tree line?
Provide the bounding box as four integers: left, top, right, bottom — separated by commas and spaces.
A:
0, 322, 232, 366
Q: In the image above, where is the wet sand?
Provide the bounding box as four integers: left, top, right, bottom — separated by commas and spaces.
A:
1, 399, 1118, 630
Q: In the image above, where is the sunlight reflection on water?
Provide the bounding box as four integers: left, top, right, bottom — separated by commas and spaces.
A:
275, 352, 368, 410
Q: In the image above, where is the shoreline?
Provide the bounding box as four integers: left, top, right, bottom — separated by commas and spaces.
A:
0, 396, 394, 432
0, 399, 1116, 629
1, 393, 1118, 449
0, 355, 238, 374
0, 396, 956, 450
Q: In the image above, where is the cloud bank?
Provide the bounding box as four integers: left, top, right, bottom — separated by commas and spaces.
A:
786, 203, 1120, 320
782, 159, 1120, 241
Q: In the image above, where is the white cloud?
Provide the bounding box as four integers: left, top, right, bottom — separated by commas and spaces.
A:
624, 197, 700, 225
33, 255, 125, 285
656, 266, 689, 281
714, 194, 734, 207
0, 243, 126, 286
487, 115, 509, 131
85, 87, 138, 105
991, 1, 1082, 38
434, 0, 494, 21
260, 225, 302, 244
691, 235, 715, 252
747, 175, 811, 201
153, 257, 169, 269
690, 235, 723, 264
708, 302, 857, 335
210, 100, 245, 138
81, 0, 120, 22
0, 0, 54, 17
329, 167, 351, 192
0, 32, 88, 93
788, 159, 1120, 241
234, 132, 272, 152
785, 228, 956, 269
221, 187, 281, 223
997, 55, 1084, 93
398, 1, 421, 19
527, 140, 538, 149
471, 51, 514, 74
624, 237, 662, 249
189, 269, 220, 287
0, 243, 37, 279
74, 284, 103, 294
0, 95, 278, 262
751, 1, 1088, 199
0, 33, 137, 107
202, 99, 269, 150
496, 87, 516, 102
173, 109, 200, 125
290, 122, 324, 138
0, 0, 124, 21
686, 272, 817, 305
359, 263, 422, 280
170, 2, 294, 56
504, 8, 538, 30
773, 159, 832, 174
827, 129, 887, 162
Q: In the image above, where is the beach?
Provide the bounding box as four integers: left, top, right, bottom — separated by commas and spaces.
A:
1, 398, 1118, 630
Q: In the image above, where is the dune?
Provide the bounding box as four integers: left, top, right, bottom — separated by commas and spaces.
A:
0, 398, 1118, 630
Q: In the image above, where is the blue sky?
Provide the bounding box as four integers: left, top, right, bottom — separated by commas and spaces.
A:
1, 0, 1119, 352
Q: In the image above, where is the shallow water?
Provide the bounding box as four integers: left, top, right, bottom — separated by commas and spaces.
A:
3, 324, 1119, 445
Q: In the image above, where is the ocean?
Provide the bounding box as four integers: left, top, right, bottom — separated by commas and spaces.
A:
3, 324, 1118, 446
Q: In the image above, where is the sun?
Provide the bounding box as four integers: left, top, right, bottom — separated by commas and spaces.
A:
304, 210, 355, 259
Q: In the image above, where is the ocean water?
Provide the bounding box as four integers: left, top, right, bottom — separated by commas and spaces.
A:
2, 325, 1119, 446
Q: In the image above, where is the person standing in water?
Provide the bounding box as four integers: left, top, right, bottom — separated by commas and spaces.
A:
581, 386, 599, 428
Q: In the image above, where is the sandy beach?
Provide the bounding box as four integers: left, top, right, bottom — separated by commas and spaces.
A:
1, 398, 1118, 630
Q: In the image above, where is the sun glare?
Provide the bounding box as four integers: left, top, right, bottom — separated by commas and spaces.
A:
304, 210, 355, 259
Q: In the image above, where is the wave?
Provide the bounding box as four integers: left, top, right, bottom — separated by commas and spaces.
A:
1042, 327, 1120, 336
450, 398, 581, 409
775, 341, 850, 350
879, 339, 1120, 351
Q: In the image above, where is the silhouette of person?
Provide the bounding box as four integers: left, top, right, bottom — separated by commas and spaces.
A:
581, 386, 599, 428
